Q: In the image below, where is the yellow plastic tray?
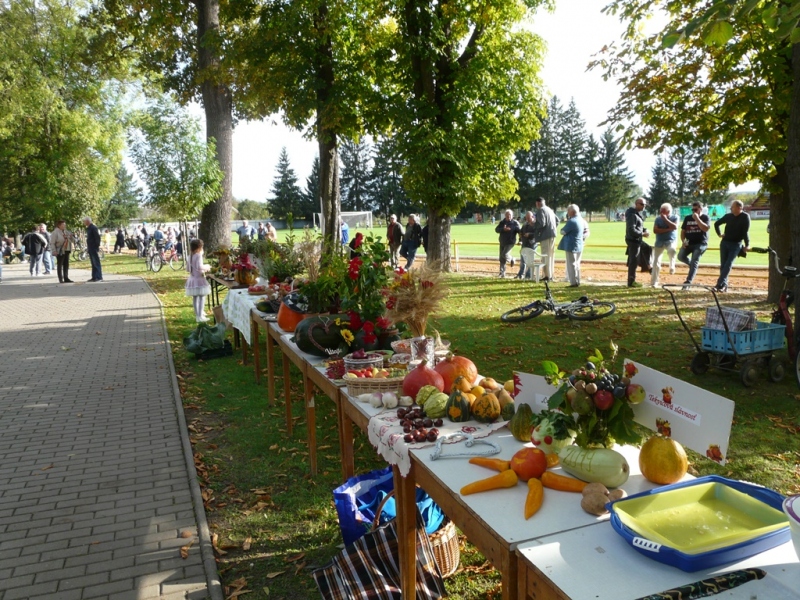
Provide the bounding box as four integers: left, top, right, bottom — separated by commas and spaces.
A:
613, 481, 788, 555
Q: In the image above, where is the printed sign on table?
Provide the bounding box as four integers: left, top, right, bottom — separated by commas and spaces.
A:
512, 360, 734, 465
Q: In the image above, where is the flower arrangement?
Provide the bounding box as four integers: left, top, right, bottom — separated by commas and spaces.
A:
542, 343, 643, 449
384, 262, 448, 338
231, 253, 258, 273
240, 236, 303, 283
340, 234, 392, 324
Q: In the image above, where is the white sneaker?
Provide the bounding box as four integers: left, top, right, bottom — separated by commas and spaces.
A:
669, 266, 675, 275
197, 316, 209, 323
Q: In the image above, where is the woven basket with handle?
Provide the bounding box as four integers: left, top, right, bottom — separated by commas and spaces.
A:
345, 376, 404, 397
372, 490, 460, 578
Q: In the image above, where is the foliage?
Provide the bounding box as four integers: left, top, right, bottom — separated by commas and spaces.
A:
99, 165, 142, 228
646, 156, 671, 207
0, 0, 125, 231
235, 199, 270, 220
340, 137, 373, 212
300, 155, 321, 221
369, 134, 411, 218
267, 148, 304, 220
339, 234, 392, 323
241, 237, 304, 283
128, 95, 223, 222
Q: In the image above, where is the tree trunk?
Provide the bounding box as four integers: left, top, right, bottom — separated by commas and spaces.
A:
767, 166, 790, 304
426, 206, 451, 272
196, 0, 233, 251
787, 42, 800, 337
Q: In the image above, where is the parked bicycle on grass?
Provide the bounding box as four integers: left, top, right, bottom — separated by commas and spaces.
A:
500, 279, 616, 323
147, 242, 184, 272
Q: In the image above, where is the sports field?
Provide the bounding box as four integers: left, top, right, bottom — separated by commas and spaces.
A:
272, 219, 771, 266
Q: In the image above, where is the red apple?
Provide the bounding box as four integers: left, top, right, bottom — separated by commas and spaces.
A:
593, 389, 614, 411
510, 447, 548, 482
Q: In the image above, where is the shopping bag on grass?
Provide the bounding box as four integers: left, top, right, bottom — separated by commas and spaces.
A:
333, 467, 444, 546
182, 321, 227, 355
313, 510, 446, 600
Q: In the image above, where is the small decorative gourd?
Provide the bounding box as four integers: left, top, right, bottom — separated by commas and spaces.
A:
472, 392, 501, 423
445, 389, 471, 423
508, 403, 535, 442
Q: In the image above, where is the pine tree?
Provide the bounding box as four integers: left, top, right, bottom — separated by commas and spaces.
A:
647, 156, 672, 207
667, 146, 703, 206
561, 99, 588, 208
593, 129, 637, 214
267, 148, 303, 220
369, 136, 411, 218
298, 156, 320, 222
100, 165, 142, 228
340, 137, 372, 211
525, 96, 568, 208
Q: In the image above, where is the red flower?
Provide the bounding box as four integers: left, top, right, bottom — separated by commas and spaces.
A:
421, 280, 434, 289
363, 332, 377, 344
353, 233, 363, 248
269, 276, 280, 284
394, 266, 406, 275
362, 321, 375, 334
376, 316, 391, 330
385, 298, 396, 310
347, 311, 362, 331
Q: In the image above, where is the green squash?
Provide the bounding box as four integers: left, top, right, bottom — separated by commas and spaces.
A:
508, 403, 535, 442
500, 400, 516, 421
416, 385, 441, 407
423, 392, 450, 419
445, 389, 471, 423
293, 314, 349, 357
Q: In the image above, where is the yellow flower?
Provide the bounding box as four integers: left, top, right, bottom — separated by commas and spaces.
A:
334, 318, 342, 326
340, 329, 354, 344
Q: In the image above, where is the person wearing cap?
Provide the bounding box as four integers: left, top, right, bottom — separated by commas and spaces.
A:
678, 201, 710, 287
386, 214, 404, 268
625, 198, 650, 287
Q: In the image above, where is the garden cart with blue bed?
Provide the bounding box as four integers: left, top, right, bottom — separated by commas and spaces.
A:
662, 284, 786, 386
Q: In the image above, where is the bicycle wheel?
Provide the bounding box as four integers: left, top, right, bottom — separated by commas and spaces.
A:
74, 250, 85, 262
168, 254, 183, 271
500, 301, 545, 323
568, 301, 616, 321
150, 254, 163, 272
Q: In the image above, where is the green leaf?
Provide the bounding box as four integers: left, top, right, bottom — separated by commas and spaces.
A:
541, 360, 561, 379
548, 383, 568, 410
661, 31, 682, 48
791, 27, 800, 45
704, 20, 734, 46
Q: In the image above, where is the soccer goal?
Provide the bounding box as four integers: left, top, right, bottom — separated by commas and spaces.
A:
313, 211, 374, 232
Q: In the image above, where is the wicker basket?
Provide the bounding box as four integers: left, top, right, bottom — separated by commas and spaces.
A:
345, 375, 404, 397
373, 491, 460, 578
343, 352, 384, 371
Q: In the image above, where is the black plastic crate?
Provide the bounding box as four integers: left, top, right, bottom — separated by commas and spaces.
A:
195, 339, 233, 360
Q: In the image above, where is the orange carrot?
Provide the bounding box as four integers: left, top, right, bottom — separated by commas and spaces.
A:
541, 471, 587, 493
524, 478, 544, 519
468, 457, 511, 472
460, 469, 518, 496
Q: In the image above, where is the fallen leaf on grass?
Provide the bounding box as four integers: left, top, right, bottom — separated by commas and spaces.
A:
242, 537, 252, 551
266, 571, 285, 579
285, 552, 305, 563
211, 533, 227, 555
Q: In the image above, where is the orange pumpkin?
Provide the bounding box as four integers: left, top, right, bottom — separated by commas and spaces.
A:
434, 354, 478, 391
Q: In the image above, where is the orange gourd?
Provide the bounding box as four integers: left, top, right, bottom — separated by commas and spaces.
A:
434, 354, 478, 391
460, 469, 518, 495
540, 471, 587, 493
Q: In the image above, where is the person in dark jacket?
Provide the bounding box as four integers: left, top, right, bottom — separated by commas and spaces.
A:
83, 216, 103, 282
386, 215, 404, 268
712, 200, 750, 292
399, 214, 423, 269
495, 209, 520, 277
114, 228, 125, 253
625, 198, 650, 287
21, 226, 47, 276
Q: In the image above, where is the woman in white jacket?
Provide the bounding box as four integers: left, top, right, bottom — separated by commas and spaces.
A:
51, 220, 74, 283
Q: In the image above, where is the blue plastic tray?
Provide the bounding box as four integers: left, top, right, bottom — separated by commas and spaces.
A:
607, 475, 790, 572
701, 321, 785, 355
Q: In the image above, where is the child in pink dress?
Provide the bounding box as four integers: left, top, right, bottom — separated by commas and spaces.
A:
185, 239, 212, 322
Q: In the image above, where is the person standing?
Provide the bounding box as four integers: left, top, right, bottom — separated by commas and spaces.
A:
185, 239, 212, 322
386, 214, 404, 268
516, 211, 537, 279
51, 220, 73, 283
399, 214, 423, 269
21, 226, 47, 277
650, 202, 679, 287
266, 222, 278, 241
257, 222, 267, 241
114, 228, 125, 253
495, 209, 520, 277
234, 219, 256, 244
533, 198, 559, 281
557, 205, 586, 287
39, 223, 53, 274
713, 200, 750, 292
83, 216, 103, 282
678, 201, 710, 287
103, 229, 112, 253
625, 198, 650, 287
340, 218, 350, 247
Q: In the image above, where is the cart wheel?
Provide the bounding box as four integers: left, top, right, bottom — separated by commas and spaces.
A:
740, 360, 759, 387
691, 352, 710, 375
768, 356, 785, 383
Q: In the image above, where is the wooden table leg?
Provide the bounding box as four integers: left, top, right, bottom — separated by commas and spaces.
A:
283, 351, 293, 435
233, 328, 240, 350
393, 464, 417, 600
266, 333, 275, 405
242, 335, 249, 366
304, 369, 317, 477
338, 393, 355, 481
502, 552, 519, 600
252, 319, 261, 384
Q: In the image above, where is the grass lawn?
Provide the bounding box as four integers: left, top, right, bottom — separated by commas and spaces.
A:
266, 220, 771, 265
101, 252, 797, 599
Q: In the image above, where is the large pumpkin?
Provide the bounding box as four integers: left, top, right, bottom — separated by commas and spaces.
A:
472, 392, 501, 423
639, 435, 688, 485
434, 354, 478, 391
402, 360, 445, 400
293, 314, 349, 357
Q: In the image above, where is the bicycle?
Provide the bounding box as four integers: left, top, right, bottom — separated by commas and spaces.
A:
751, 247, 798, 388
71, 235, 105, 262
500, 279, 616, 323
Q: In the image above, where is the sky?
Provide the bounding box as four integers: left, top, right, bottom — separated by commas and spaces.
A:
206, 1, 757, 203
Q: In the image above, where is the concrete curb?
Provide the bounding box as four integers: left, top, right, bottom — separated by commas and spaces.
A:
146, 278, 225, 600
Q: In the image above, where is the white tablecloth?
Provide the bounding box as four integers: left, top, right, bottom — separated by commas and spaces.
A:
221, 288, 271, 345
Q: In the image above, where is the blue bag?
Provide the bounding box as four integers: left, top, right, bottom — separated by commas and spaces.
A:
333, 466, 445, 546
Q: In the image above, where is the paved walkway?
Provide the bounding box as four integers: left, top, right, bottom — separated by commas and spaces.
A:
0, 262, 222, 600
